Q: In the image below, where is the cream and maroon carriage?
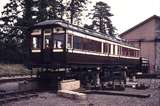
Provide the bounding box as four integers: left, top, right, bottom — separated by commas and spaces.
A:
29, 20, 148, 89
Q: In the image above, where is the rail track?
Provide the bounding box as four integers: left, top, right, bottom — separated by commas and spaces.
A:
0, 90, 38, 104
0, 74, 32, 77
0, 74, 36, 83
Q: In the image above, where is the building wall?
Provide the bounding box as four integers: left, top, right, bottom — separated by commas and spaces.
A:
121, 19, 156, 73
122, 19, 156, 41
141, 42, 155, 72
155, 19, 160, 71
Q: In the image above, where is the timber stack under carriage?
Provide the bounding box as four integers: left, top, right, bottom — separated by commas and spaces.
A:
29, 20, 149, 88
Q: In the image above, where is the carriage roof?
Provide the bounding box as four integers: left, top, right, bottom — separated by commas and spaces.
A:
34, 20, 137, 48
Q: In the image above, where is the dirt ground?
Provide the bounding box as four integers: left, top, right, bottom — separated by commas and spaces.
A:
3, 79, 160, 106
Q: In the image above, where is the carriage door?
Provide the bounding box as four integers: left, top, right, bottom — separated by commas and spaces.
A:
43, 29, 52, 62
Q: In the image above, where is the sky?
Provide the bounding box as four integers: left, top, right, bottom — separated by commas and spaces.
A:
0, 0, 160, 34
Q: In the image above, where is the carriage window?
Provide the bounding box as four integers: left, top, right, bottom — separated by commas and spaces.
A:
130, 49, 133, 57
94, 41, 101, 52
127, 48, 131, 56
32, 37, 41, 49
112, 45, 115, 55
134, 50, 137, 57
118, 46, 121, 55
31, 29, 41, 35
44, 35, 52, 48
67, 35, 72, 48
122, 47, 127, 56
44, 29, 52, 35
119, 46, 122, 55
136, 50, 139, 57
104, 43, 110, 54
73, 36, 83, 49
126, 48, 129, 56
54, 27, 65, 33
83, 38, 101, 52
54, 34, 64, 49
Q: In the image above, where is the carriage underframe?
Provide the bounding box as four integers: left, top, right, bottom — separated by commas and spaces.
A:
30, 52, 140, 90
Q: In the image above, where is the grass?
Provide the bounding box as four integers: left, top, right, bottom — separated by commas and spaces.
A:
0, 64, 32, 76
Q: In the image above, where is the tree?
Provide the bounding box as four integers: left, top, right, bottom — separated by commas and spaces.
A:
86, 1, 116, 36
30, 0, 65, 21
84, 21, 95, 30
66, 0, 88, 24
0, 0, 25, 62
36, 0, 48, 21
47, 0, 65, 19
20, 0, 35, 61
107, 19, 117, 37
0, 0, 24, 46
0, 0, 35, 63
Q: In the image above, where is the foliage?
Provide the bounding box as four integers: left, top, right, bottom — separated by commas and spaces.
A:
66, 0, 88, 24
85, 1, 116, 36
0, 0, 24, 63
47, 0, 65, 20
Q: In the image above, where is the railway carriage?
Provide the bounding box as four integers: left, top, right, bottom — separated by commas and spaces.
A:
30, 20, 140, 68
29, 20, 148, 87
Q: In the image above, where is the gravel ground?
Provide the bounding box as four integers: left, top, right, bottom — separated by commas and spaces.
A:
3, 79, 160, 106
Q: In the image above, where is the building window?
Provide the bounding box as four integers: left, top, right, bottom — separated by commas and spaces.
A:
32, 37, 41, 49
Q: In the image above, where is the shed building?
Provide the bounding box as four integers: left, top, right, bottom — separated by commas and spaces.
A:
119, 15, 160, 73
